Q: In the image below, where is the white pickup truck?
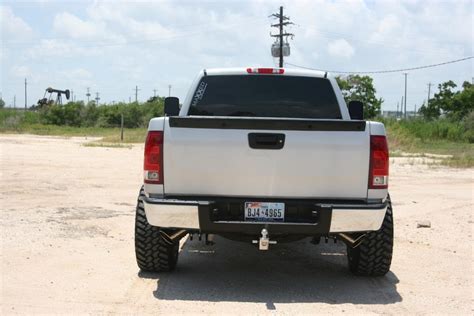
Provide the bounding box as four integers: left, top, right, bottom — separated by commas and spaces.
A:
135, 67, 393, 276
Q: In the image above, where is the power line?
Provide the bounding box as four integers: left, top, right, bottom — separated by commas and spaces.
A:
285, 56, 473, 74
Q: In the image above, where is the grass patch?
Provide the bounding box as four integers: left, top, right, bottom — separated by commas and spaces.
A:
99, 129, 147, 143
1, 122, 147, 143
384, 119, 474, 168
0, 108, 147, 143
439, 153, 474, 168
83, 142, 133, 149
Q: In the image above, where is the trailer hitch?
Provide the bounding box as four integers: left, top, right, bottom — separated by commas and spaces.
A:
252, 228, 277, 250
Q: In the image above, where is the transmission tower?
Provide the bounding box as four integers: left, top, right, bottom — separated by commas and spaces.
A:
24, 78, 27, 110
86, 87, 91, 103
270, 6, 294, 67
427, 82, 433, 107
134, 85, 140, 103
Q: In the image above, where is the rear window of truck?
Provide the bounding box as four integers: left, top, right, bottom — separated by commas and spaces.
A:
188, 75, 341, 119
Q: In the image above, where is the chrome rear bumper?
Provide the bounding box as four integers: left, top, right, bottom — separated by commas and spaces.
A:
143, 196, 387, 233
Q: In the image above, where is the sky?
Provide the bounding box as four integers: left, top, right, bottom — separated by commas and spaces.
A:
1, 0, 473, 112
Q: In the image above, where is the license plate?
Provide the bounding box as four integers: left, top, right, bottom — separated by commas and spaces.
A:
244, 202, 285, 222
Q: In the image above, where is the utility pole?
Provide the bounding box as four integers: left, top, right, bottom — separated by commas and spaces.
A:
120, 113, 124, 142
153, 89, 157, 97
278, 6, 283, 68
168, 85, 172, 97
396, 102, 399, 117
129, 96, 131, 103
86, 87, 91, 103
134, 85, 140, 103
71, 90, 74, 102
400, 96, 404, 118
270, 6, 294, 67
24, 78, 27, 110
427, 82, 432, 107
403, 73, 408, 119
95, 92, 100, 105
14, 95, 16, 108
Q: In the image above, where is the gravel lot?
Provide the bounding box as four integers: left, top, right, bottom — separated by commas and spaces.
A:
1, 134, 472, 315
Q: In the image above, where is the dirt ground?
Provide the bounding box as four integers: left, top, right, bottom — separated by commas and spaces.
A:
1, 134, 472, 315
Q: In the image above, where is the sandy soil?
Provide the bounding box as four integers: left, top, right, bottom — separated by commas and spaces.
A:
1, 134, 472, 315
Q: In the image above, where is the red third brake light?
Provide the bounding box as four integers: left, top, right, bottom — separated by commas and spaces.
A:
246, 68, 284, 74
369, 135, 389, 189
144, 131, 163, 184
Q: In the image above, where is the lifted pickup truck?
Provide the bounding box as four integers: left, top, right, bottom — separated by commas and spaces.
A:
135, 67, 393, 276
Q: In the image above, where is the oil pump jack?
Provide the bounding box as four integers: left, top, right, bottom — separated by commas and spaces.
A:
37, 87, 70, 108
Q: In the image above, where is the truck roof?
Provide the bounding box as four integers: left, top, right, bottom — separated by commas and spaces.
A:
204, 67, 328, 78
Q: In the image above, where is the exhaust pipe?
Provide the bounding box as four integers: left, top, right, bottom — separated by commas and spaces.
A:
338, 233, 366, 248
160, 229, 188, 245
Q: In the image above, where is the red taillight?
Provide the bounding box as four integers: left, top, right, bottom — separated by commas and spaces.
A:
246, 67, 284, 74
369, 135, 389, 189
144, 131, 163, 184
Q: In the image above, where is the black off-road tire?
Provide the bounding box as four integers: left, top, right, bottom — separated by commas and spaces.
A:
135, 186, 179, 272
347, 195, 393, 276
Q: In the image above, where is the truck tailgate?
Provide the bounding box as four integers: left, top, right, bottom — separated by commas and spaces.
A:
163, 117, 369, 199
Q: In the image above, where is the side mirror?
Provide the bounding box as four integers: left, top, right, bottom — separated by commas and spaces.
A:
348, 100, 364, 120
164, 97, 180, 116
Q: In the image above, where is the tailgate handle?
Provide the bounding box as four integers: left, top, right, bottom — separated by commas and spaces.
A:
248, 133, 285, 150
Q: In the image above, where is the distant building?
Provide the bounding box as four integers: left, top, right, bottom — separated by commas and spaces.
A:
382, 110, 418, 118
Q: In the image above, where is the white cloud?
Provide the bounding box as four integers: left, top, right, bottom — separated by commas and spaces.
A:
0, 5, 33, 40
10, 65, 31, 78
371, 14, 401, 42
327, 39, 355, 58
67, 68, 92, 79
53, 12, 112, 41
26, 39, 101, 59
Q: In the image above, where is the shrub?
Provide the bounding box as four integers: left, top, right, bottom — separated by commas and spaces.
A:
35, 99, 164, 128
463, 111, 474, 143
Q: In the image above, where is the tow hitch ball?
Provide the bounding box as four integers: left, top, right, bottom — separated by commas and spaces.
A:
252, 228, 277, 250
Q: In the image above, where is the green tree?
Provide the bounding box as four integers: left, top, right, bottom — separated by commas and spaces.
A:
336, 75, 383, 119
451, 81, 474, 120
419, 80, 474, 120
0, 98, 5, 108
